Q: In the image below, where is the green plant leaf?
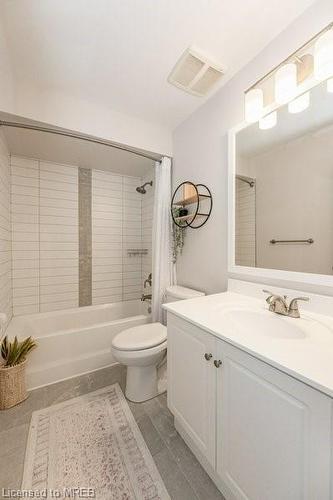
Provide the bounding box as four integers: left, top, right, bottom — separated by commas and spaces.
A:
0, 335, 37, 367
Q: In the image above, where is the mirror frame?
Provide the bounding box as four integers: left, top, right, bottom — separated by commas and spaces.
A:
227, 120, 333, 289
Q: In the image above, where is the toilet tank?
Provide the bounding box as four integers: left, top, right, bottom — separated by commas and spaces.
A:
165, 285, 205, 303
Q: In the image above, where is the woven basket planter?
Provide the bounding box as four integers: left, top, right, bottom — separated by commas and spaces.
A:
0, 359, 28, 410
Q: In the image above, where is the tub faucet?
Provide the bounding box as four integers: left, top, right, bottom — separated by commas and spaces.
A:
144, 273, 152, 288
141, 293, 152, 302
263, 290, 309, 318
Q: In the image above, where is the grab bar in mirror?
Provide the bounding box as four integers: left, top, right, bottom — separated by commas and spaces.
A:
270, 238, 314, 244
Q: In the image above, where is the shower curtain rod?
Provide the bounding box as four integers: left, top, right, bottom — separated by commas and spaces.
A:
0, 120, 162, 163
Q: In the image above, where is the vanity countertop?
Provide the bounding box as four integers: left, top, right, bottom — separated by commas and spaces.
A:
163, 291, 333, 398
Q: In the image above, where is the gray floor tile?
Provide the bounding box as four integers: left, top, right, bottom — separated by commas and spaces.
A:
144, 400, 178, 445
153, 447, 199, 500
168, 433, 224, 500
128, 399, 147, 421
0, 365, 222, 500
0, 423, 29, 456
0, 385, 46, 432
136, 414, 164, 456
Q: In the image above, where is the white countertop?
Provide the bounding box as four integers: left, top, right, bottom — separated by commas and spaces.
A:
163, 290, 333, 398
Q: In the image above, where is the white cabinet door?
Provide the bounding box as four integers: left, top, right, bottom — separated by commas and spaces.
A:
167, 314, 217, 468
216, 340, 332, 500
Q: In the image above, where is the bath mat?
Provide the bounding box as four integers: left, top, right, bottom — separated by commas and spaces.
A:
22, 384, 170, 500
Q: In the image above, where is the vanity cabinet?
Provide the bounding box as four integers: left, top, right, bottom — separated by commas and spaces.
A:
167, 314, 216, 467
167, 314, 332, 500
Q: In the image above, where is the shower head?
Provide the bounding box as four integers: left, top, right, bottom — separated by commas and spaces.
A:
136, 181, 153, 194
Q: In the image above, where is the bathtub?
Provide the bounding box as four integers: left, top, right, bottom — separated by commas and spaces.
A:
6, 300, 151, 389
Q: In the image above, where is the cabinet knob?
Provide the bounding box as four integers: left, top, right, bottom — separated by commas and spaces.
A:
214, 359, 222, 368
204, 353, 212, 361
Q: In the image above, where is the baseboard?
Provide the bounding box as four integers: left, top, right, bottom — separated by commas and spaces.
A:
27, 362, 121, 391
174, 417, 236, 500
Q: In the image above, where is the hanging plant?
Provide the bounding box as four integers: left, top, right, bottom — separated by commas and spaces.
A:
172, 207, 186, 263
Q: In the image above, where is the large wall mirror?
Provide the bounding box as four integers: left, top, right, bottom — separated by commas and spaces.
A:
229, 78, 333, 285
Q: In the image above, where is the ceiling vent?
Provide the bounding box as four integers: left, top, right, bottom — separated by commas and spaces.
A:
168, 47, 224, 97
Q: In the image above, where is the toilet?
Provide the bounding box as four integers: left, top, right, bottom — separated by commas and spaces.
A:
111, 285, 205, 402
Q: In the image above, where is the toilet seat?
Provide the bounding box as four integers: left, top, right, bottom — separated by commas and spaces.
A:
112, 322, 167, 351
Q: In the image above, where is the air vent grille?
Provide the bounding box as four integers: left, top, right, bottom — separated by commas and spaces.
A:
168, 47, 224, 97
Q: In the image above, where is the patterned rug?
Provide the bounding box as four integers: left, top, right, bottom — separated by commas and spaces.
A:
22, 384, 170, 499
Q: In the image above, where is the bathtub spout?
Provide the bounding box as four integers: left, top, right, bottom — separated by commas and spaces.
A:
141, 293, 152, 302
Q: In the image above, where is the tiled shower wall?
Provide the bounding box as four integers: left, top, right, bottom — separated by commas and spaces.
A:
10, 156, 153, 315
235, 178, 256, 267
91, 170, 144, 305
0, 132, 12, 329
11, 157, 79, 315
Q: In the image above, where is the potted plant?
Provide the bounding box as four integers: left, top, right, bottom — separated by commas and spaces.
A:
0, 336, 37, 410
172, 207, 186, 263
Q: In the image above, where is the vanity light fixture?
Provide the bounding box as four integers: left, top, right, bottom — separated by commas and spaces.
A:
245, 88, 264, 123
288, 92, 310, 113
314, 28, 333, 80
259, 111, 277, 130
275, 63, 297, 104
327, 78, 333, 92
244, 23, 333, 126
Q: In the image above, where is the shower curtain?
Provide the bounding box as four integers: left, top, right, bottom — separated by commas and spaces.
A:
152, 156, 176, 323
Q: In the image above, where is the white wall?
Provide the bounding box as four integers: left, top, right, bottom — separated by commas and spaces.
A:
172, 0, 333, 295
9, 86, 172, 158
0, 131, 12, 329
0, 19, 14, 112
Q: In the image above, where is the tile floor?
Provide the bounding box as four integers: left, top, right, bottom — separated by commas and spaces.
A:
0, 365, 224, 500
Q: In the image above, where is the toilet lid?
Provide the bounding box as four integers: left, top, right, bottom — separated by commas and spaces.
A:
112, 322, 167, 351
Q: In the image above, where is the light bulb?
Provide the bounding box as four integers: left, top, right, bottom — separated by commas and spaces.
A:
327, 78, 333, 93
288, 92, 310, 113
314, 29, 333, 80
275, 63, 297, 104
245, 88, 264, 123
259, 111, 277, 130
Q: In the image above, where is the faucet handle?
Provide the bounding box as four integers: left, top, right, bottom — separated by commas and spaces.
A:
262, 289, 281, 303
289, 296, 309, 307
288, 296, 309, 318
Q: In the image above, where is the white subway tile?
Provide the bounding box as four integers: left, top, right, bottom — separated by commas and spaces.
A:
40, 283, 78, 294
12, 184, 39, 197
40, 161, 78, 177
12, 251, 39, 260
40, 258, 78, 268
40, 267, 78, 277
13, 295, 39, 306
11, 156, 38, 169
12, 268, 39, 279
40, 300, 78, 312
11, 175, 39, 188
13, 304, 39, 316
11, 165, 39, 178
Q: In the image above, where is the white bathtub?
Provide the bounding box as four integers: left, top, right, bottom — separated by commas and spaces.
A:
6, 300, 151, 389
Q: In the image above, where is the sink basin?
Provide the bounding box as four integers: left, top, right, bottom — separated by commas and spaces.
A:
222, 309, 307, 339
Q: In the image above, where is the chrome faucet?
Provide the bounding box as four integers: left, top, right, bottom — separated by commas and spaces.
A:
141, 293, 152, 302
263, 290, 309, 318
144, 273, 152, 288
